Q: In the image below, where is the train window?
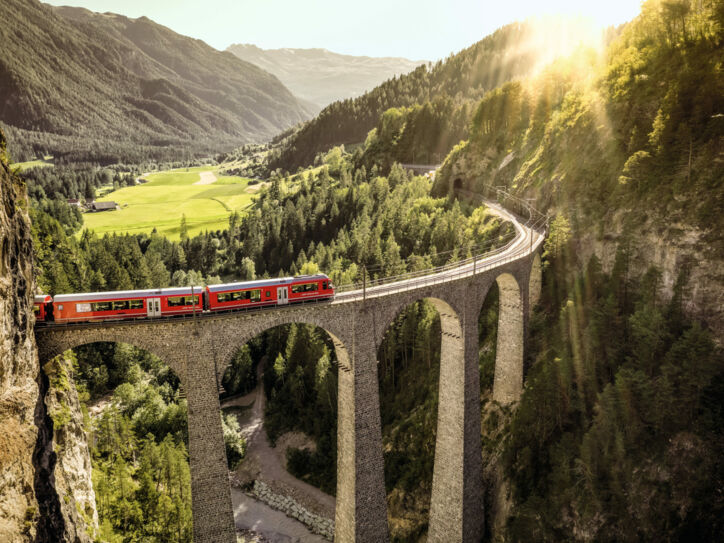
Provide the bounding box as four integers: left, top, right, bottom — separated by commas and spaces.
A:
266, 290, 271, 298
112, 301, 127, 310
217, 291, 237, 303
33, 305, 40, 315
218, 290, 260, 302
292, 282, 318, 293
91, 301, 113, 312
76, 303, 91, 313
323, 281, 329, 290
129, 300, 144, 309
168, 296, 200, 307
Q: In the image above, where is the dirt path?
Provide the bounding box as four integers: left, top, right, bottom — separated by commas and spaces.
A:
193, 170, 217, 185
229, 359, 336, 520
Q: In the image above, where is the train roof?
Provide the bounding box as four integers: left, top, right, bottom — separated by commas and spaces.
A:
207, 274, 329, 293
34, 294, 52, 303
53, 286, 201, 302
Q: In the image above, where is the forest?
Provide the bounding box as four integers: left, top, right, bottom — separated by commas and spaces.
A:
435, 0, 723, 237
266, 18, 596, 173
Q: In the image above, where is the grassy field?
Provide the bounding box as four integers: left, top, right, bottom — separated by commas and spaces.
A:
82, 167, 256, 240
14, 156, 54, 170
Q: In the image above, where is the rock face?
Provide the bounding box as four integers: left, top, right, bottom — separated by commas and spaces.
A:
0, 133, 98, 541
0, 134, 42, 541
43, 354, 99, 541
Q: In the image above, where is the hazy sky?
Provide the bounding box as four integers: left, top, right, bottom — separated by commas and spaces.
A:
44, 0, 643, 60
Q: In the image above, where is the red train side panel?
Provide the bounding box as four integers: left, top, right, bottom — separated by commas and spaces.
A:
207, 274, 334, 312
52, 287, 202, 323
38, 275, 335, 325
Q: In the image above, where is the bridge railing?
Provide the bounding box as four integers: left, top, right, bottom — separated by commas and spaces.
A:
335, 189, 547, 299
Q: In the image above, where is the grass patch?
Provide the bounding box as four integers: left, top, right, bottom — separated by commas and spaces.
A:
214, 176, 251, 185
82, 168, 255, 240
14, 156, 54, 170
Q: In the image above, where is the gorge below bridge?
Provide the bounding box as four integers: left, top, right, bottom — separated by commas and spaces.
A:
35, 192, 546, 543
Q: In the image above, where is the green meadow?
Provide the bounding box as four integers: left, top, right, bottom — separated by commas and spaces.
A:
14, 156, 54, 170
82, 167, 256, 240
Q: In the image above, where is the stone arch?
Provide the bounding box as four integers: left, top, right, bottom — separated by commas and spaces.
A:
209, 311, 353, 385
492, 273, 524, 404
375, 295, 466, 540
528, 252, 542, 316
35, 327, 188, 387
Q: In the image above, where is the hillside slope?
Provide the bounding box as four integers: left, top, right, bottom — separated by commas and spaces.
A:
435, 0, 723, 335
0, 0, 313, 163
267, 18, 604, 172
227, 44, 424, 109
431, 3, 724, 538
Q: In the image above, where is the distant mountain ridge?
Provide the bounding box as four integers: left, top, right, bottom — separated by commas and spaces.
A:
227, 43, 426, 109
0, 0, 314, 163
266, 19, 608, 173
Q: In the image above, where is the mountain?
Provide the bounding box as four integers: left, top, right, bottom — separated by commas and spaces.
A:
0, 0, 314, 164
226, 44, 425, 109
266, 18, 606, 173
432, 4, 724, 537
434, 1, 724, 332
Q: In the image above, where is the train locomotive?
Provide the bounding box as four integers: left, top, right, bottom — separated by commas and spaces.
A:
34, 274, 335, 324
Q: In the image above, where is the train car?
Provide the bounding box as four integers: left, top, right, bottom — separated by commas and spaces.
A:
287, 274, 334, 304
207, 274, 334, 312
33, 294, 53, 322
52, 286, 202, 323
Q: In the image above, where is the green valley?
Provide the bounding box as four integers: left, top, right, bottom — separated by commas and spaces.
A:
82, 167, 256, 240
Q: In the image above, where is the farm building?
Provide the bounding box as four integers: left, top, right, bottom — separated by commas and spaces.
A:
90, 201, 119, 212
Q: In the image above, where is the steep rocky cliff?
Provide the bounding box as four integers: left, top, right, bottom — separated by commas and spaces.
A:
43, 354, 99, 541
0, 130, 42, 541
0, 132, 97, 541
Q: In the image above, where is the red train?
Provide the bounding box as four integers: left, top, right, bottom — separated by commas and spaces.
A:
34, 274, 334, 324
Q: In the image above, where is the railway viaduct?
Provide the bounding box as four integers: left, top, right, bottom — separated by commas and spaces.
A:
34, 198, 545, 543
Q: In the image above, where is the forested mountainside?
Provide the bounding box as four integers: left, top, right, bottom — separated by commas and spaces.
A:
227, 44, 424, 109
267, 18, 607, 173
0, 0, 313, 164
430, 1, 724, 539
435, 0, 724, 334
